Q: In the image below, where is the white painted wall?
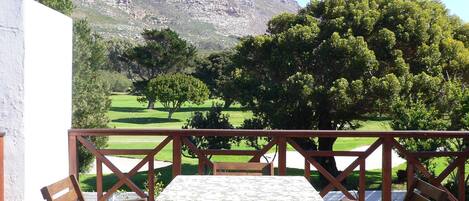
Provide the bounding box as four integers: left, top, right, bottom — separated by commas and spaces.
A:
0, 1, 72, 200
0, 0, 26, 200
23, 1, 73, 200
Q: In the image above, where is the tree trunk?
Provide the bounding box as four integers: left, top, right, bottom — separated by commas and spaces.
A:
316, 108, 340, 187
223, 99, 233, 109
318, 137, 339, 187
167, 111, 174, 120
147, 101, 155, 110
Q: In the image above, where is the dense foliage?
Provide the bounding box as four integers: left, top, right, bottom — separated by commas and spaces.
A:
124, 29, 197, 109
73, 20, 112, 172
232, 0, 469, 181
193, 51, 240, 108
182, 105, 235, 159
146, 73, 209, 120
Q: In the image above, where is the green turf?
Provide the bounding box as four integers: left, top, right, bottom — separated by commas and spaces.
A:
108, 94, 252, 128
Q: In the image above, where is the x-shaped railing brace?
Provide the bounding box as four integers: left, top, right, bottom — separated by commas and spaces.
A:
77, 136, 172, 201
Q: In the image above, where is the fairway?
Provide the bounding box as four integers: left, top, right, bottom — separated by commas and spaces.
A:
106, 94, 393, 158
108, 94, 252, 128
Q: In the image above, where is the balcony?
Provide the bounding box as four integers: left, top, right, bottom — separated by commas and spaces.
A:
68, 129, 469, 201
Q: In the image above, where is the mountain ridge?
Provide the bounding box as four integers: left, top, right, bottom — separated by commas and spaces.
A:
72, 0, 300, 51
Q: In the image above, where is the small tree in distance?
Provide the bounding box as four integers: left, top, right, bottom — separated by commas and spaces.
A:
147, 73, 209, 120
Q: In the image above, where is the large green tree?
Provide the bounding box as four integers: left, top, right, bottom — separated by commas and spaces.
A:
232, 0, 469, 183
73, 20, 112, 172
124, 29, 197, 109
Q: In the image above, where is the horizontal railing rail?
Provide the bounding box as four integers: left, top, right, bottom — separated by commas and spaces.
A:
68, 129, 469, 201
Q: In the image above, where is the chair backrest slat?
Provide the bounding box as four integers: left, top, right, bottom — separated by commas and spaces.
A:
213, 162, 274, 176
415, 179, 447, 200
54, 190, 79, 201
404, 177, 447, 201
410, 192, 432, 201
41, 175, 84, 201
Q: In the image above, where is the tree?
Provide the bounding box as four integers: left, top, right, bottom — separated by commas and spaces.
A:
182, 105, 236, 159
38, 0, 73, 16
147, 73, 209, 120
105, 39, 135, 75
124, 29, 197, 109
232, 0, 469, 184
73, 20, 112, 172
193, 51, 239, 108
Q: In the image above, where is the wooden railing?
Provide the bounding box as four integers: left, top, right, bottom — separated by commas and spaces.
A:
68, 129, 469, 201
0, 132, 4, 201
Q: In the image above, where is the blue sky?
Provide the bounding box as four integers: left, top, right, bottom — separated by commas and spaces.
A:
295, 0, 469, 22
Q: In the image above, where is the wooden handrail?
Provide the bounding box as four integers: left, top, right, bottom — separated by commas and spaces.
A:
68, 129, 469, 138
68, 129, 469, 201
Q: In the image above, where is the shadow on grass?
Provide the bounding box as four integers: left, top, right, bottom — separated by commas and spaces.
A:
80, 164, 385, 192
111, 107, 147, 113
156, 107, 249, 113
112, 117, 182, 124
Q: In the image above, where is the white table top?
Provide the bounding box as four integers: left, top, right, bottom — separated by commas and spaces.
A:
156, 176, 324, 201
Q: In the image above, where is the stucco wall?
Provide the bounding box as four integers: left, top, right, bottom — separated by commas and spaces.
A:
0, 0, 25, 200
0, 1, 72, 200
23, 1, 73, 200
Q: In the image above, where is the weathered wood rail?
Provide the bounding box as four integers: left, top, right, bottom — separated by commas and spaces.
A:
68, 129, 469, 201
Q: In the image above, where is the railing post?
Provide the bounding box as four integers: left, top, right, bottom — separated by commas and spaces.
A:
407, 163, 414, 191
359, 159, 365, 201
172, 135, 182, 178
198, 158, 204, 175
148, 156, 155, 201
96, 158, 103, 200
304, 159, 310, 181
382, 137, 392, 201
68, 134, 79, 180
278, 136, 287, 176
458, 161, 465, 201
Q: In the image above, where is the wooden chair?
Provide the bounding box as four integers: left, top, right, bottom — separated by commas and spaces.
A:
404, 177, 448, 201
41, 175, 85, 201
212, 162, 274, 176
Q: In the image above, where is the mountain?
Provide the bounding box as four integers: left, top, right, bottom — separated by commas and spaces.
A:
72, 0, 300, 51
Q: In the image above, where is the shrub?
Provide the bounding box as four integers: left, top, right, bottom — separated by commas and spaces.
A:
182, 105, 236, 158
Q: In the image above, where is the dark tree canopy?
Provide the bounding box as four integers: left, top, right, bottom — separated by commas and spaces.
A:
232, 0, 469, 182
193, 51, 240, 108
124, 29, 197, 109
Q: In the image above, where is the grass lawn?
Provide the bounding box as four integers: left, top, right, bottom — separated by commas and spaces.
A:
79, 94, 467, 193
108, 94, 252, 128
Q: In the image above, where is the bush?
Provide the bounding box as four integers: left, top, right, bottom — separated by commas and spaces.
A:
100, 70, 132, 92
182, 105, 237, 158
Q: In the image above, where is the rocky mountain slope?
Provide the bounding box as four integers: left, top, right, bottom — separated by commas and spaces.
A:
72, 0, 300, 51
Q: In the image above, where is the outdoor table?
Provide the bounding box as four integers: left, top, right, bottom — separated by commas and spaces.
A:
155, 175, 323, 201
